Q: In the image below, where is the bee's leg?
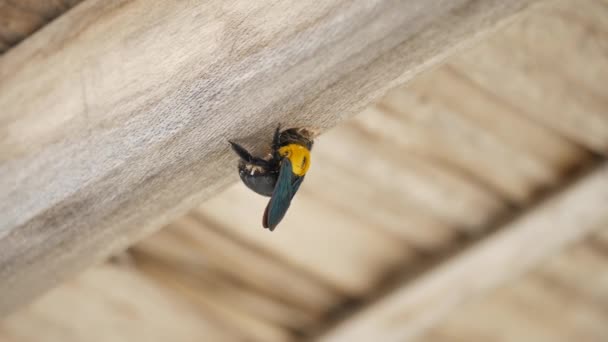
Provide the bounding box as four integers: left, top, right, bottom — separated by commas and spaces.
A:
272, 124, 281, 150
229, 141, 270, 167
271, 124, 282, 161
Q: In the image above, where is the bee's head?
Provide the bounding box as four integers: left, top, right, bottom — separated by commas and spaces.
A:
279, 127, 315, 150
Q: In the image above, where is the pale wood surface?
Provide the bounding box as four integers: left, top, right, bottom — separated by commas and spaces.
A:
0, 0, 543, 315
3, 0, 608, 341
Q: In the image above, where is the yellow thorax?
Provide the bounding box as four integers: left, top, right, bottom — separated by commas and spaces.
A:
279, 144, 311, 176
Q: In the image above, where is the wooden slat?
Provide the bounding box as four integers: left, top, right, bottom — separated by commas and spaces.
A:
197, 184, 413, 296
422, 235, 608, 342
316, 126, 507, 230
408, 66, 586, 182
130, 257, 294, 342
0, 264, 238, 342
451, 0, 608, 154
131, 215, 341, 331
319, 163, 608, 342
422, 279, 608, 342
303, 148, 459, 248
536, 237, 608, 309
0, 0, 543, 315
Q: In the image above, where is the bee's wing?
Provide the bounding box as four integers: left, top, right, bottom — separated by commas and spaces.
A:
262, 158, 303, 231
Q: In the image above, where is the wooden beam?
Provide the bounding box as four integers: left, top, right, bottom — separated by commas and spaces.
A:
0, 0, 543, 315
319, 163, 608, 342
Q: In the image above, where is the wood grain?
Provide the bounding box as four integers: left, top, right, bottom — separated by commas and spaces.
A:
320, 164, 608, 342
0, 0, 543, 314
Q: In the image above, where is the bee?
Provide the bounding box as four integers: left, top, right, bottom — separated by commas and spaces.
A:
229, 125, 314, 231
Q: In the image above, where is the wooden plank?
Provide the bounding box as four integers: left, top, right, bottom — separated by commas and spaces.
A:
536, 237, 608, 309
319, 163, 608, 342
422, 235, 608, 342
358, 95, 541, 203
315, 124, 506, 231
130, 257, 294, 342
495, 279, 608, 341
0, 0, 82, 54
451, 0, 608, 154
0, 0, 543, 314
0, 264, 238, 342
422, 276, 608, 342
197, 184, 414, 296
407, 66, 588, 186
131, 215, 341, 329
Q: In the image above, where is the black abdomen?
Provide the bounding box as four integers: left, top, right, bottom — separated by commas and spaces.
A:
238, 162, 278, 197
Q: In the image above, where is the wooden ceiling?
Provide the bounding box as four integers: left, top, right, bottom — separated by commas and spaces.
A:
1, 0, 608, 341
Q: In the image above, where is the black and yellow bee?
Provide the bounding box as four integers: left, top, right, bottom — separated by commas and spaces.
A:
229, 125, 314, 231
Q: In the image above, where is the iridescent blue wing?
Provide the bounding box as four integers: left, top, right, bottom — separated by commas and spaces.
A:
291, 175, 305, 195
262, 158, 303, 231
